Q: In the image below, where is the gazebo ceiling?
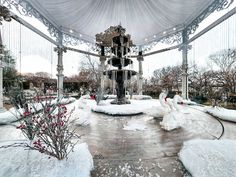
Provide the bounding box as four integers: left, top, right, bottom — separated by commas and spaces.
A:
27, 0, 216, 45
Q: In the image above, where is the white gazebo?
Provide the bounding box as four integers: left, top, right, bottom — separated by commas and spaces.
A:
0, 0, 235, 107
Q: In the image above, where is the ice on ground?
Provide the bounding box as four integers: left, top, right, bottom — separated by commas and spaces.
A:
206, 107, 236, 122
0, 142, 94, 177
160, 111, 185, 131
179, 139, 236, 177
123, 123, 147, 131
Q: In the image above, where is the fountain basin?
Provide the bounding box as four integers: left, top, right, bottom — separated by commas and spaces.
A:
104, 69, 137, 80
107, 57, 133, 68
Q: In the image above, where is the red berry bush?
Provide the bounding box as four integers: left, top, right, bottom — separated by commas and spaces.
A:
12, 91, 79, 160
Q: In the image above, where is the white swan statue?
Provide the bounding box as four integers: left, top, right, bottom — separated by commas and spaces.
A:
144, 91, 171, 118
160, 93, 185, 131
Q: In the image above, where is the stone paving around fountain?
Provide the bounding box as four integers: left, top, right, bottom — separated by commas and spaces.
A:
1, 97, 236, 177
72, 98, 228, 176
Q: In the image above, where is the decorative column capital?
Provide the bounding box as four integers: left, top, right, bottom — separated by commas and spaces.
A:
137, 51, 144, 62
54, 46, 67, 55
137, 55, 144, 62
56, 65, 64, 73
178, 44, 192, 51
0, 6, 12, 25
0, 54, 3, 68
100, 56, 106, 62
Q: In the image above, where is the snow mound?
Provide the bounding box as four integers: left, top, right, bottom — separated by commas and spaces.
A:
0, 142, 94, 177
103, 94, 117, 99
51, 97, 76, 105
80, 95, 92, 99
123, 123, 147, 131
182, 99, 197, 105
0, 110, 18, 124
206, 107, 236, 122
92, 101, 143, 116
0, 97, 76, 124
78, 97, 89, 109
160, 111, 185, 131
71, 109, 91, 126
179, 139, 236, 177
131, 95, 152, 100
64, 100, 91, 126
92, 99, 157, 116
93, 104, 143, 115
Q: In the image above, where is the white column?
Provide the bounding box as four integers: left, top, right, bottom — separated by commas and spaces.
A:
178, 30, 192, 99
0, 55, 3, 111
137, 52, 144, 95
0, 28, 5, 111
0, 6, 11, 111
179, 44, 191, 99
100, 56, 106, 93
54, 46, 66, 98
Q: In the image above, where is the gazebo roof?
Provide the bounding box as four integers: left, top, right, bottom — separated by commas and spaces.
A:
3, 0, 233, 46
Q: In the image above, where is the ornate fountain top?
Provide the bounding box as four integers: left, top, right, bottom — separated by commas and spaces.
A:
95, 25, 134, 47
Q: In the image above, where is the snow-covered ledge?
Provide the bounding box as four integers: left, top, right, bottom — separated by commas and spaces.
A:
91, 99, 150, 116
179, 139, 236, 177
0, 142, 94, 177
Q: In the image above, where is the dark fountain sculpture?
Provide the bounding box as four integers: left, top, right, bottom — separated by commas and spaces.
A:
96, 25, 137, 104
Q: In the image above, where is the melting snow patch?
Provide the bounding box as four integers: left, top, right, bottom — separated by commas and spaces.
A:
179, 139, 236, 177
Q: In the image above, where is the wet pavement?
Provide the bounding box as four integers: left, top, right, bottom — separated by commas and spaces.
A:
74, 106, 226, 177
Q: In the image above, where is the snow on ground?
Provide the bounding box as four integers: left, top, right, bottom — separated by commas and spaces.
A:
71, 109, 91, 126
0, 97, 76, 124
0, 97, 94, 177
0, 142, 93, 177
103, 94, 116, 99
77, 95, 96, 109
53, 97, 76, 105
206, 107, 236, 122
62, 99, 95, 126
0, 110, 18, 124
182, 99, 197, 105
0, 125, 25, 141
92, 99, 158, 116
123, 123, 147, 131
179, 139, 236, 177
131, 95, 152, 100
102, 94, 152, 100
